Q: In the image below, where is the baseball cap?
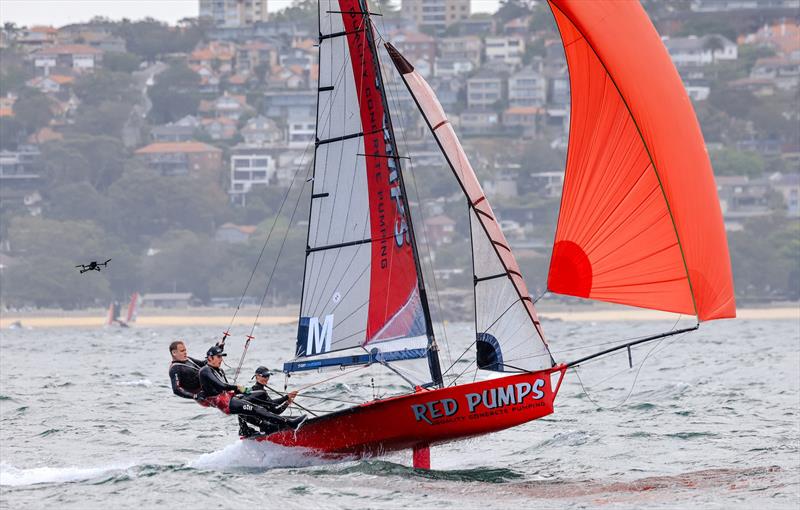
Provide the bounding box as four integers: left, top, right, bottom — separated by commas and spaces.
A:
206, 345, 227, 357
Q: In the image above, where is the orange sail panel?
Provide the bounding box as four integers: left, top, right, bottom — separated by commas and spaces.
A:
546, 0, 735, 321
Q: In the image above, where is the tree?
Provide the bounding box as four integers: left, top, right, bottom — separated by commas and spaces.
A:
495, 0, 534, 25
103, 52, 142, 73
46, 181, 113, 222
13, 87, 52, 135
73, 100, 132, 138
147, 63, 201, 124
4, 217, 114, 307
40, 135, 126, 191
709, 148, 765, 178
73, 70, 137, 107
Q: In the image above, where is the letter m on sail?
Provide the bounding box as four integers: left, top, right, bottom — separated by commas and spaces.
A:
296, 315, 334, 357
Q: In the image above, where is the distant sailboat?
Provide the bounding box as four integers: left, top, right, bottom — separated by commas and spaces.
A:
243, 0, 735, 468
105, 292, 141, 328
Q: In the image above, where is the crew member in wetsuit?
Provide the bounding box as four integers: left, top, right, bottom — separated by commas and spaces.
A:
168, 339, 222, 402
198, 346, 306, 432
238, 366, 298, 436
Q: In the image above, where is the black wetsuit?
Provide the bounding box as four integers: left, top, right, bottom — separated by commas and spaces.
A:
197, 364, 291, 433
169, 357, 207, 400
237, 382, 292, 435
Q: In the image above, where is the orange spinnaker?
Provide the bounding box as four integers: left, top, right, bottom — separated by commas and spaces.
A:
546, 0, 735, 321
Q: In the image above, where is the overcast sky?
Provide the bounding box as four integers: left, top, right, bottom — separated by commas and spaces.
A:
1, 0, 501, 27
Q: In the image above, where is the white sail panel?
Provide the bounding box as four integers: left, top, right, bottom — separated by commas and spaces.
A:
471, 211, 552, 371
386, 42, 553, 372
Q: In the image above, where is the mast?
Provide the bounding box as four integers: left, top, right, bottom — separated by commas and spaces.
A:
361, 3, 443, 386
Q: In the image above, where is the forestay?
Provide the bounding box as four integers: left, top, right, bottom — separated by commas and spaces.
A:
386, 44, 554, 373
288, 0, 432, 373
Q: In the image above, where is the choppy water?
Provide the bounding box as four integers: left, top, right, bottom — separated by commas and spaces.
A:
1, 318, 798, 509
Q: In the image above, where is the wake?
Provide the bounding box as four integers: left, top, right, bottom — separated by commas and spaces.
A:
189, 439, 342, 471
0, 461, 136, 487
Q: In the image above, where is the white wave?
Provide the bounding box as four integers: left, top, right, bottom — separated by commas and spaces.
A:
190, 439, 342, 471
114, 379, 153, 387
0, 461, 135, 487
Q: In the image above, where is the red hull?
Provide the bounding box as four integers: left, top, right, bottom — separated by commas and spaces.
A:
254, 365, 566, 457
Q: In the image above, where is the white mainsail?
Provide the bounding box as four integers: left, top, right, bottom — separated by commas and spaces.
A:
288, 1, 436, 376
386, 43, 554, 372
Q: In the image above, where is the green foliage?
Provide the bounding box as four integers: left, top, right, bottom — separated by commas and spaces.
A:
73, 71, 137, 107
46, 181, 113, 222
4, 217, 114, 307
106, 167, 227, 238
13, 87, 53, 135
0, 49, 32, 96
142, 229, 221, 302
0, 116, 22, 150
113, 18, 205, 62
710, 149, 765, 178
495, 0, 534, 25
103, 52, 142, 73
147, 63, 201, 124
728, 216, 800, 300
74, 100, 133, 138
40, 135, 126, 191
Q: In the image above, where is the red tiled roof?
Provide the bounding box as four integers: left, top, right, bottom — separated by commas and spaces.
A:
34, 44, 102, 55
135, 141, 222, 154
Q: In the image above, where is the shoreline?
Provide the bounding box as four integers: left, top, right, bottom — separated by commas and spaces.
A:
1, 306, 797, 329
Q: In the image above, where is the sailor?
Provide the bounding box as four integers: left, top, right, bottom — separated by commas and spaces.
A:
237, 367, 299, 436
168, 339, 221, 402
198, 346, 306, 433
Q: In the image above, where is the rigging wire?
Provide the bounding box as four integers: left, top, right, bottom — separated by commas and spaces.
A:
570, 316, 693, 410
371, 18, 454, 370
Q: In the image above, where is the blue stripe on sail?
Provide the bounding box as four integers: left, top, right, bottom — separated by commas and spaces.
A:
283, 348, 427, 373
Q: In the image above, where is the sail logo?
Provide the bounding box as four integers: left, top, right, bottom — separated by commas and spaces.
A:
296, 315, 333, 356
410, 379, 547, 425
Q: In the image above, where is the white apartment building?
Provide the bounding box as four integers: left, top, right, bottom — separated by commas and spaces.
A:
230, 150, 276, 203
199, 0, 269, 28
401, 0, 470, 33
508, 67, 547, 107
485, 36, 525, 67
663, 35, 738, 67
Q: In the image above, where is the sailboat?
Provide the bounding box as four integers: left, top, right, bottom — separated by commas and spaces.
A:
244, 0, 736, 468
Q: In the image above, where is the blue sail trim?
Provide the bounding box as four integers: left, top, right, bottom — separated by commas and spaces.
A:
283, 348, 428, 373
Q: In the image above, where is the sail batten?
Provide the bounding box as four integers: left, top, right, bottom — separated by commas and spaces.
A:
546, 0, 735, 321
387, 43, 554, 373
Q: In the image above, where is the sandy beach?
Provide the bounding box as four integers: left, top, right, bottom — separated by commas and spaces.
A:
1, 305, 797, 329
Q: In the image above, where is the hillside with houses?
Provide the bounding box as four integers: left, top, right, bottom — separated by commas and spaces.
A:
0, 0, 797, 310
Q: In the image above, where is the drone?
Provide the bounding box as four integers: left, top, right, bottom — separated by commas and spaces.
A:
76, 259, 111, 274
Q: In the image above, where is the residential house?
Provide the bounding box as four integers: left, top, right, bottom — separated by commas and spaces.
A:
739, 20, 800, 57
423, 215, 456, 246
287, 116, 315, 148
432, 78, 462, 109
134, 141, 223, 177
751, 56, 800, 90
503, 17, 531, 37
188, 41, 236, 74
15, 26, 58, 48
236, 40, 277, 73
278, 47, 313, 71
229, 147, 277, 204
769, 172, 800, 217
198, 92, 254, 120
502, 106, 542, 138
716, 175, 773, 222
459, 108, 500, 135
0, 145, 42, 210
508, 67, 547, 107
215, 223, 258, 243
485, 37, 526, 68
663, 35, 738, 67
25, 74, 74, 96
241, 116, 282, 146
57, 29, 126, 53
263, 91, 316, 121
527, 171, 564, 198
30, 44, 103, 75
452, 17, 495, 37
467, 70, 505, 109
201, 117, 238, 140
390, 30, 437, 67
434, 57, 474, 78
684, 79, 711, 101
151, 116, 200, 142
438, 36, 482, 67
